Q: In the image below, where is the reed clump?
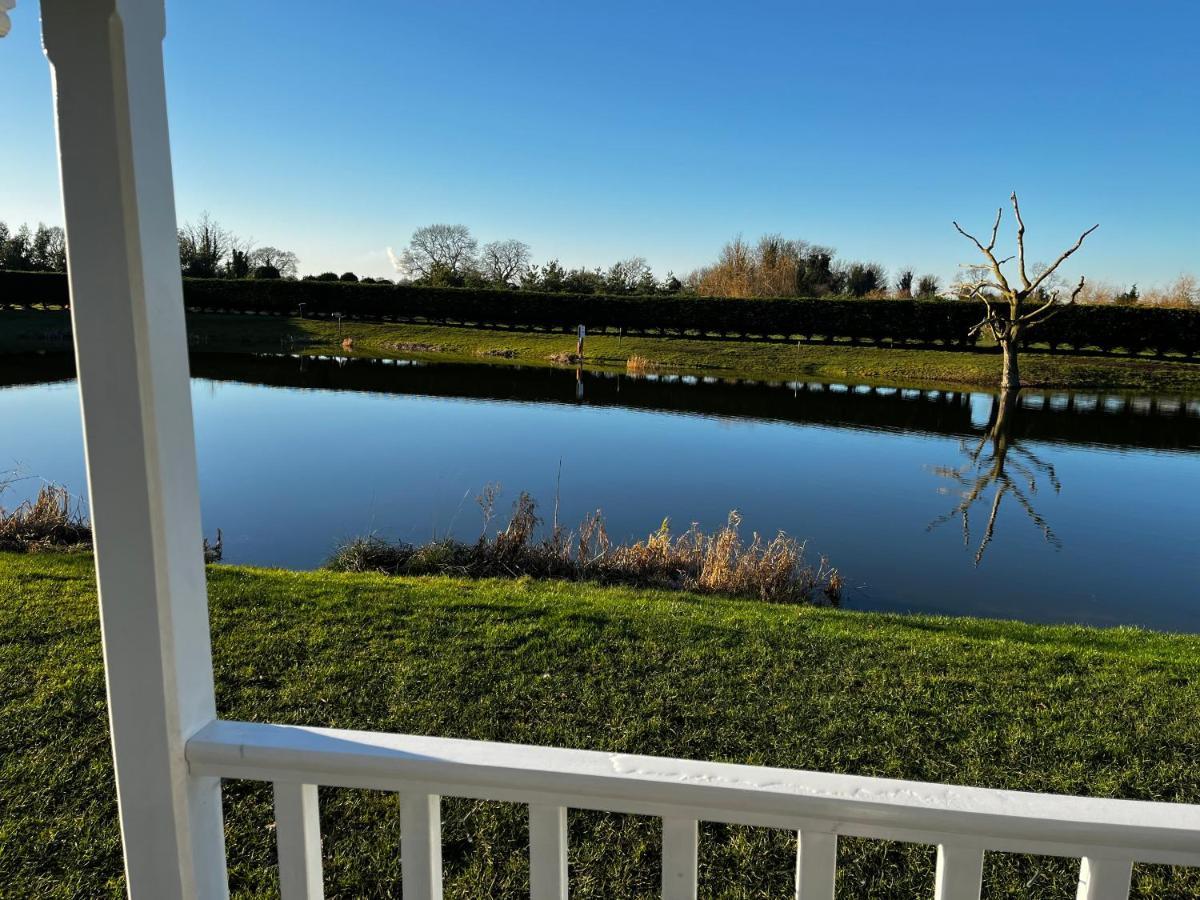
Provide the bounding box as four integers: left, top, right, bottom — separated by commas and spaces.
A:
328, 488, 841, 606
1, 475, 222, 559
0, 483, 91, 553
626, 355, 659, 374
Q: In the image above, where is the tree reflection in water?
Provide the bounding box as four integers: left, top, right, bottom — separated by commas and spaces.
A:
928, 390, 1062, 565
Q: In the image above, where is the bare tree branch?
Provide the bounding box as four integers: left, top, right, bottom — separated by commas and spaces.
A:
1010, 192, 1032, 290
1027, 225, 1099, 294
1022, 275, 1087, 326
953, 209, 1013, 293
987, 207, 1002, 251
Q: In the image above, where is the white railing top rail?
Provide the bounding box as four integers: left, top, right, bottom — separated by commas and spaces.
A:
187, 719, 1200, 868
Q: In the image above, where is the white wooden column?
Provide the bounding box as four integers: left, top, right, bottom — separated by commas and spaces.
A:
40, 1, 227, 897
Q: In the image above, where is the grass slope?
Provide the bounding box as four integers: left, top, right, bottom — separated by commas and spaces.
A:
3, 552, 1199, 897
4, 307, 1200, 391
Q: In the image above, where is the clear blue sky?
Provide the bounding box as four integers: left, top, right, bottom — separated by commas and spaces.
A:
3, 0, 1198, 284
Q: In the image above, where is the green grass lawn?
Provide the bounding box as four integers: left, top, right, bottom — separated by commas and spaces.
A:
5, 307, 1200, 392
3, 552, 1199, 897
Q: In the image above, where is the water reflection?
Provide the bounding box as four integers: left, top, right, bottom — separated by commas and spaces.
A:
928, 390, 1062, 565
2, 352, 1199, 627
2, 352, 1198, 453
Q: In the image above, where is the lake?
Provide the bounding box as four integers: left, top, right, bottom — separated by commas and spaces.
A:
2, 352, 1198, 630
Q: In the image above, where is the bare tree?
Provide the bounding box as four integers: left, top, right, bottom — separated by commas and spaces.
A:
392, 224, 478, 280
252, 246, 299, 278
479, 239, 531, 286
605, 256, 653, 293
954, 194, 1097, 390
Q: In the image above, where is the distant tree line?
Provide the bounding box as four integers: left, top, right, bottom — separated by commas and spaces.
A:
686, 233, 941, 300
388, 224, 684, 294
177, 212, 300, 281
0, 222, 67, 272
6, 213, 1195, 307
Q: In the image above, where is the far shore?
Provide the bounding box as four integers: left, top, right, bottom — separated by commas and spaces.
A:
3, 307, 1200, 392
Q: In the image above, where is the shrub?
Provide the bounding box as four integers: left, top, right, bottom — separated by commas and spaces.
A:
252, 265, 281, 280
339, 272, 359, 283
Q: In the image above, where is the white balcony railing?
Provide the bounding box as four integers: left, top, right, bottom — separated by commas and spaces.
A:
187, 719, 1200, 899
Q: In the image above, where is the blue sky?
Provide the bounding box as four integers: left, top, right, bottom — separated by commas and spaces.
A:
3, 0, 1197, 284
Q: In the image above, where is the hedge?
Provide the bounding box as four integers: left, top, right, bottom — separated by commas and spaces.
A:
3, 270, 1199, 356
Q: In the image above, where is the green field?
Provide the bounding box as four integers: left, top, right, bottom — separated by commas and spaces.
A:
3, 552, 1199, 897
3, 307, 1200, 391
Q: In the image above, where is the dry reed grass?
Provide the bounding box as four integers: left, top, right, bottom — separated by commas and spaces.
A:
0, 475, 224, 559
0, 482, 91, 553
329, 489, 841, 606
625, 355, 659, 374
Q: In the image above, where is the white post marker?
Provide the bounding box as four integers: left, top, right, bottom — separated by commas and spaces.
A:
576, 323, 586, 359
41, 0, 228, 896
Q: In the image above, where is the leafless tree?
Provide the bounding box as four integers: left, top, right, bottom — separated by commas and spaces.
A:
479, 239, 531, 286
606, 256, 653, 293
927, 393, 1061, 565
392, 224, 478, 280
251, 246, 299, 278
954, 194, 1097, 390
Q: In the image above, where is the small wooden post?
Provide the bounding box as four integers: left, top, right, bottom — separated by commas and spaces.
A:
528, 804, 569, 899
1076, 857, 1133, 900
401, 793, 443, 898
661, 817, 699, 899
794, 831, 836, 899
273, 783, 324, 899
576, 324, 586, 360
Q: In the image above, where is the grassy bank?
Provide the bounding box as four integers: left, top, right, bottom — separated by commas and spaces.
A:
4, 307, 1200, 391
3, 552, 1199, 897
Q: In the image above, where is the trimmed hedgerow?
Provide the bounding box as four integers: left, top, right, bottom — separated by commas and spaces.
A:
0, 271, 71, 309
2, 270, 1198, 355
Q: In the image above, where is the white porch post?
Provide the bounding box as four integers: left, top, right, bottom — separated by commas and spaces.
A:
40, 1, 227, 897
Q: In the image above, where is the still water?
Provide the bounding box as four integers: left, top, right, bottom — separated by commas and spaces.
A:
2, 353, 1198, 630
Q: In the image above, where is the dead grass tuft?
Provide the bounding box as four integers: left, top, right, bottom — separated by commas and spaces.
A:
626, 355, 660, 374
0, 482, 91, 553
330, 490, 840, 605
